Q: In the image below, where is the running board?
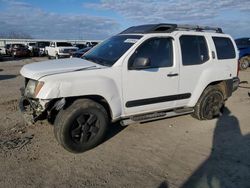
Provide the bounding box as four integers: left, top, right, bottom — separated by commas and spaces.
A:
120, 107, 194, 126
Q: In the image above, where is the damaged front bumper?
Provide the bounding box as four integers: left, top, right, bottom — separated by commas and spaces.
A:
19, 96, 48, 124
19, 88, 65, 124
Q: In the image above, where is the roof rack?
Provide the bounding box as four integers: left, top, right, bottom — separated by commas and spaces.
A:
177, 24, 223, 33
120, 23, 223, 34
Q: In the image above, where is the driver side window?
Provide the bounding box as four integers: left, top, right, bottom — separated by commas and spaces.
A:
129, 37, 173, 69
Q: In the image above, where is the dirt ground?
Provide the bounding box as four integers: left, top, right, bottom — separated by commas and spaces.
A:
0, 57, 250, 188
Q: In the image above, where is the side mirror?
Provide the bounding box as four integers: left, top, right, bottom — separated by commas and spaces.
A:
131, 57, 151, 70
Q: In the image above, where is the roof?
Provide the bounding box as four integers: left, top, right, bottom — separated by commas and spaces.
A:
120, 23, 223, 34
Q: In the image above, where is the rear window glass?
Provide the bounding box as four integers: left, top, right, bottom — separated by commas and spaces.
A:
212, 37, 236, 59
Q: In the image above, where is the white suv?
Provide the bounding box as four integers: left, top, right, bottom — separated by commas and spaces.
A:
19, 24, 239, 153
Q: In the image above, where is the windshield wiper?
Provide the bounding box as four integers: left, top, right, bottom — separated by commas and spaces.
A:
82, 56, 111, 67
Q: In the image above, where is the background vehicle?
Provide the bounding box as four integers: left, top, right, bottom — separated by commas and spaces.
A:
26, 42, 36, 56
70, 47, 92, 58
33, 41, 50, 56
74, 43, 87, 50
9, 43, 30, 57
235, 38, 250, 70
0, 49, 2, 61
20, 24, 239, 153
5, 44, 11, 56
45, 41, 78, 59
86, 41, 99, 47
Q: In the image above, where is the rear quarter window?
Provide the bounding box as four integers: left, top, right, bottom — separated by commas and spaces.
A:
212, 37, 236, 59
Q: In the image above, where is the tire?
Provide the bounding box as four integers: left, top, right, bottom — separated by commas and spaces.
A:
54, 99, 109, 153
239, 56, 249, 70
192, 85, 224, 120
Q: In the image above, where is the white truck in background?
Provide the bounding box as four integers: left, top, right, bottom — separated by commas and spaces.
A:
45, 41, 78, 59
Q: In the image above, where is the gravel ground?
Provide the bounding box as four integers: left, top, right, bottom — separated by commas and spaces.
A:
0, 57, 250, 188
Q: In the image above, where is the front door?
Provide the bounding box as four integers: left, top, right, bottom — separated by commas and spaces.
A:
122, 37, 180, 116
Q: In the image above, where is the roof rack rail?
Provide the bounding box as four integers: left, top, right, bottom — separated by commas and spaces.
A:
176, 24, 223, 33
120, 23, 223, 34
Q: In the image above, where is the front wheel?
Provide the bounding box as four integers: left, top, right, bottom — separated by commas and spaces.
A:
192, 86, 224, 120
54, 99, 109, 153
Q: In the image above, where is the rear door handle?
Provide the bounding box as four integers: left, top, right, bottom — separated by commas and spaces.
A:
167, 73, 179, 77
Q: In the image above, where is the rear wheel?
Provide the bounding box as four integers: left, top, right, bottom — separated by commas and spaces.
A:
239, 56, 249, 70
192, 86, 224, 120
54, 99, 109, 153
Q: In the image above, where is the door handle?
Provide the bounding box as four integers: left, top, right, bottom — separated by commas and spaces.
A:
167, 73, 179, 77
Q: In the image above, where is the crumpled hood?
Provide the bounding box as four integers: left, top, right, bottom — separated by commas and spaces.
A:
20, 58, 103, 80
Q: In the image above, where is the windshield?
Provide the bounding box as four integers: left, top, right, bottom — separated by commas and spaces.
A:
57, 42, 73, 47
82, 35, 142, 66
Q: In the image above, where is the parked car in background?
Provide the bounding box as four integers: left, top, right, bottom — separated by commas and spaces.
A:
5, 44, 11, 56
27, 42, 36, 50
86, 41, 99, 47
235, 38, 250, 70
0, 49, 2, 61
9, 44, 30, 58
70, 47, 92, 58
45, 41, 78, 59
26, 42, 36, 55
74, 43, 87, 50
33, 41, 50, 56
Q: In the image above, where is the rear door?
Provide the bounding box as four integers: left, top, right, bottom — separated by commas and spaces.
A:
176, 34, 211, 107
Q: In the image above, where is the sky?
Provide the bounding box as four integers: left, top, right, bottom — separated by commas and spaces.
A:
0, 0, 249, 40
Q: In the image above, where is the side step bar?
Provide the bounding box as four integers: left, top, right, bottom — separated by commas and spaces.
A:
120, 107, 194, 126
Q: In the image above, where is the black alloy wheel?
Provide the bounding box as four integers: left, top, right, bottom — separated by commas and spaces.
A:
70, 113, 100, 144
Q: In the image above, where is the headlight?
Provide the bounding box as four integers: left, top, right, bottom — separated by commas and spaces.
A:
34, 81, 44, 97
25, 80, 44, 97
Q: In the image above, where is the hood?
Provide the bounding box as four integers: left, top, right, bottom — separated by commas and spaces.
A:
20, 58, 104, 80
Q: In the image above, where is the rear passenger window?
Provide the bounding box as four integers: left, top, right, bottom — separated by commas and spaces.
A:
212, 37, 236, 59
180, 35, 209, 66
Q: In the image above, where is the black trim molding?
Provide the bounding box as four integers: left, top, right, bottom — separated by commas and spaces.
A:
126, 93, 191, 108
